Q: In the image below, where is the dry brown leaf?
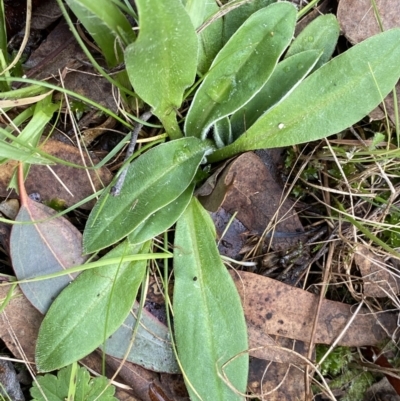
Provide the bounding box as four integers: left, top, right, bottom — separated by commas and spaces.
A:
232, 270, 398, 348
24, 21, 118, 114
337, 0, 400, 123
0, 139, 112, 209
354, 244, 400, 297
249, 353, 306, 401
338, 0, 400, 45
200, 152, 306, 254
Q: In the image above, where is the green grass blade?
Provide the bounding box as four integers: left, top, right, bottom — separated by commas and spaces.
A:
174, 198, 248, 401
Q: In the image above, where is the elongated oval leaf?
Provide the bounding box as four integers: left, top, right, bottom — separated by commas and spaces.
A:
208, 29, 400, 162
185, 0, 223, 75
127, 184, 193, 245
103, 302, 179, 373
125, 0, 198, 137
36, 241, 150, 372
66, 0, 135, 67
285, 14, 340, 71
184, 2, 296, 139
222, 0, 275, 43
174, 198, 248, 401
83, 137, 212, 253
10, 199, 87, 314
230, 50, 321, 137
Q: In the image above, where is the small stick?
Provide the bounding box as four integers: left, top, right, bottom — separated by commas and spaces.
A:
110, 110, 153, 196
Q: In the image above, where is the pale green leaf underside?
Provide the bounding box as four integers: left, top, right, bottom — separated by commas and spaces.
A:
184, 1, 297, 138
173, 198, 248, 401
102, 302, 179, 373
83, 137, 212, 253
36, 241, 149, 372
209, 29, 400, 162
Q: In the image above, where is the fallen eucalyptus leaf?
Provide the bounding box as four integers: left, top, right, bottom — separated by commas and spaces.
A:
103, 302, 179, 373
10, 170, 87, 314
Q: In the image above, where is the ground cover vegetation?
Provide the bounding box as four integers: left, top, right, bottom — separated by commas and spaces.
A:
1, 0, 400, 400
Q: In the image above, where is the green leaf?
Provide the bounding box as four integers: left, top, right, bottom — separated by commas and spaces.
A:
174, 198, 248, 401
103, 302, 179, 373
186, 0, 223, 75
208, 29, 400, 162
83, 138, 212, 253
184, 2, 297, 139
285, 14, 340, 71
30, 364, 117, 401
65, 0, 135, 67
230, 50, 321, 137
222, 0, 275, 43
127, 184, 194, 245
35, 241, 149, 372
213, 117, 233, 148
125, 0, 198, 138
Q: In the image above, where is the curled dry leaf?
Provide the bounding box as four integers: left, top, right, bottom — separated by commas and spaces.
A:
0, 139, 112, 210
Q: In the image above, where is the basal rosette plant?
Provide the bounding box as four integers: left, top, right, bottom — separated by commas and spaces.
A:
33, 0, 400, 400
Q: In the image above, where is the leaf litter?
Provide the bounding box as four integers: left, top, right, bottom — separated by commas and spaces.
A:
1, 0, 400, 400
